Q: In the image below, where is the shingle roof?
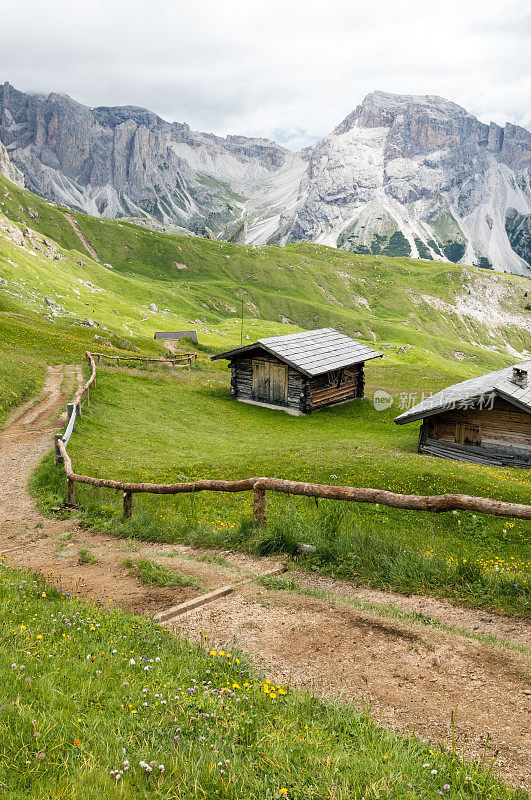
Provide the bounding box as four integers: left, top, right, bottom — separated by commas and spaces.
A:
394, 360, 531, 424
211, 327, 383, 377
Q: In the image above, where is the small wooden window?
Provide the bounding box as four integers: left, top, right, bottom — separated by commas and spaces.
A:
455, 424, 481, 446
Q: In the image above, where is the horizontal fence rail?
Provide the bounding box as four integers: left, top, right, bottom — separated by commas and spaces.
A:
54, 352, 531, 523
61, 405, 76, 446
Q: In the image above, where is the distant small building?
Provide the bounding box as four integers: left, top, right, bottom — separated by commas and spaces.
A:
394, 361, 531, 468
211, 328, 382, 415
154, 331, 198, 343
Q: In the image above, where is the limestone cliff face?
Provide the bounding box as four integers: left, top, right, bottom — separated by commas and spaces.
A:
1, 82, 530, 275
0, 139, 24, 187
0, 81, 290, 232
286, 91, 531, 276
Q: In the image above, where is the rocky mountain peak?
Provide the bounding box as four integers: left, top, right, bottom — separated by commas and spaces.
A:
335, 90, 481, 142
0, 81, 529, 276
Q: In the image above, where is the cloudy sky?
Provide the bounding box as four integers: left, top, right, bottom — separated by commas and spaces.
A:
1, 0, 529, 150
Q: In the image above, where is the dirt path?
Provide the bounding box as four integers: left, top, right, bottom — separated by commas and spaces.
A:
289, 572, 531, 649
64, 213, 100, 261
173, 585, 530, 789
0, 365, 283, 614
163, 338, 177, 354
0, 368, 529, 788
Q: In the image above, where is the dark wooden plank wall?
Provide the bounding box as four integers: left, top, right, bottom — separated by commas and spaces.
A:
308, 365, 364, 410
228, 356, 366, 413
422, 397, 531, 457
419, 438, 530, 467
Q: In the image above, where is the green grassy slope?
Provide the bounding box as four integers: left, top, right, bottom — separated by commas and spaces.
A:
2, 172, 529, 364
1, 168, 530, 420
0, 562, 525, 799
33, 363, 530, 614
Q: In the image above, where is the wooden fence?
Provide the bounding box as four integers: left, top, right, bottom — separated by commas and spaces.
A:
54, 352, 531, 523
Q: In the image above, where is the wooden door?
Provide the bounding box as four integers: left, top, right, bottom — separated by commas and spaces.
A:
455, 423, 481, 446
252, 361, 288, 405
269, 363, 288, 405
252, 361, 270, 401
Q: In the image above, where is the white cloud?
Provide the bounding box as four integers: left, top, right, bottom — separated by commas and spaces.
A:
1, 0, 529, 148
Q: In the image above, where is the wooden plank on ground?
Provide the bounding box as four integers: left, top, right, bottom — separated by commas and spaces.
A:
153, 567, 286, 625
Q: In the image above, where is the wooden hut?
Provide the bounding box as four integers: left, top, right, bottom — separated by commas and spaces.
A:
211, 328, 383, 415
394, 361, 531, 468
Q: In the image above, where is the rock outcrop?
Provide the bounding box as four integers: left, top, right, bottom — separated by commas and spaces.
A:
228, 221, 247, 244
285, 92, 531, 276
0, 139, 24, 187
0, 81, 293, 240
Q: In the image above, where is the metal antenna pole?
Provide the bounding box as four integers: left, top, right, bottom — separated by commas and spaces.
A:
240, 295, 244, 345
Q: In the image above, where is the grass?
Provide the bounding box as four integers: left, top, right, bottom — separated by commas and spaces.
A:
2, 172, 530, 366
187, 553, 232, 567
0, 559, 526, 799
258, 505, 530, 615
31, 364, 530, 615
1, 169, 529, 435
0, 342, 45, 427
121, 557, 202, 589
257, 574, 301, 592
2, 173, 530, 614
78, 547, 98, 565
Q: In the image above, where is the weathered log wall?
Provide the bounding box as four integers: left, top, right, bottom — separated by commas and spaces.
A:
229, 356, 366, 414
308, 365, 364, 410
421, 397, 531, 465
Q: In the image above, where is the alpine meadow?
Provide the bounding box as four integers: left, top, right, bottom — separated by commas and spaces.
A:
0, 23, 530, 799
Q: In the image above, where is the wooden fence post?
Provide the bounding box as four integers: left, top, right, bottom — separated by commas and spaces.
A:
123, 491, 133, 519
253, 483, 267, 525
67, 478, 76, 505
54, 434, 63, 464
85, 385, 89, 405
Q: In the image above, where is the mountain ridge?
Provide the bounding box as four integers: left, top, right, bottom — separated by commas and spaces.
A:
1, 81, 530, 276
